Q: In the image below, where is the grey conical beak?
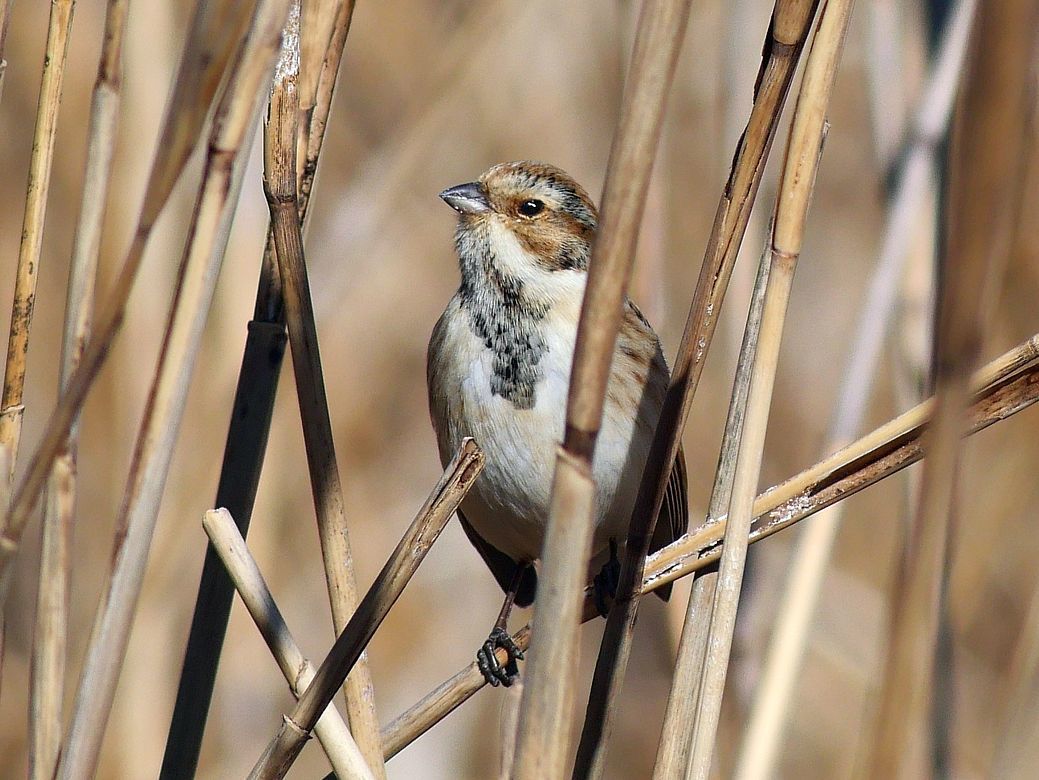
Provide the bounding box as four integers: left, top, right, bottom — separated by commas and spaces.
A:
439, 182, 490, 214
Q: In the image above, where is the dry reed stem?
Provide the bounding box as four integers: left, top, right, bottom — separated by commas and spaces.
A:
0, 0, 13, 104
376, 337, 1039, 758
574, 2, 818, 773
53, 3, 294, 776
162, 2, 358, 773
690, 2, 857, 774
263, 5, 384, 771
0, 0, 261, 608
734, 3, 978, 776
202, 508, 374, 780
247, 438, 484, 780
29, 3, 129, 776
0, 0, 75, 488
653, 240, 772, 779
510, 2, 692, 777
867, 2, 1039, 774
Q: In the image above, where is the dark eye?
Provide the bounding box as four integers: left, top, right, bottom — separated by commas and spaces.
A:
518, 199, 545, 217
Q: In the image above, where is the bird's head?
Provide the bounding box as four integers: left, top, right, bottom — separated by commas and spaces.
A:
440, 162, 598, 285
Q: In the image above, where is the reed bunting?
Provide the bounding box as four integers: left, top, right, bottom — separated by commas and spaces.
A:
427, 161, 688, 686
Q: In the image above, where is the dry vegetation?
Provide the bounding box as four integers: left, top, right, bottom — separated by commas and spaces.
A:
0, 0, 1037, 778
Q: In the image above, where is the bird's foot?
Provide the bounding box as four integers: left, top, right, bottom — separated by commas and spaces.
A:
477, 627, 524, 688
593, 539, 621, 617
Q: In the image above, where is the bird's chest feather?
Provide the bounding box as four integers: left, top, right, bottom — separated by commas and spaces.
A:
432, 294, 644, 561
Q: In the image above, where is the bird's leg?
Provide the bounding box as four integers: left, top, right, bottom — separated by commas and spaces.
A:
476, 562, 529, 687
593, 538, 622, 617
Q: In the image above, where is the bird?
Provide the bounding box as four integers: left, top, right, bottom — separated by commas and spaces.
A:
426, 161, 688, 687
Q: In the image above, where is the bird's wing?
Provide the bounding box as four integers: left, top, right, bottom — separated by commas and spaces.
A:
457, 509, 538, 607
648, 445, 689, 602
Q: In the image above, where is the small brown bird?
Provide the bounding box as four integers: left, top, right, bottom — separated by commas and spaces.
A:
427, 161, 687, 686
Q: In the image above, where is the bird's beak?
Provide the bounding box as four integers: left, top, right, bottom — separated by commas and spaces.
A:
439, 182, 490, 215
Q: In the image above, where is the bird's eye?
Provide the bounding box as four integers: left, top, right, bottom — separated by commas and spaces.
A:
518, 199, 545, 217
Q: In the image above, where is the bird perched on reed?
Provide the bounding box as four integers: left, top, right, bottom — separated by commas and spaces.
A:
427, 161, 687, 687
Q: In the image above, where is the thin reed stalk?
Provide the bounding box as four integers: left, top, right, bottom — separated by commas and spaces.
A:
0, 0, 260, 609
262, 4, 384, 770
375, 336, 1039, 759
0, 0, 75, 488
0, 0, 14, 104
653, 238, 772, 779
53, 3, 294, 777
574, 2, 819, 773
162, 2, 358, 775
30, 2, 130, 777
734, 3, 977, 776
511, 2, 692, 777
677, 2, 857, 773
867, 2, 1039, 774
246, 438, 484, 780
202, 508, 374, 780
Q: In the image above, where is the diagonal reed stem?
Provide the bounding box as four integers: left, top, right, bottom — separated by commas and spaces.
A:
0, 0, 260, 610
574, 2, 820, 774
509, 2, 692, 777
262, 4, 385, 770
652, 234, 771, 779
246, 438, 484, 779
734, 3, 978, 776
30, 1, 129, 777
161, 2, 360, 776
202, 508, 375, 780
866, 2, 1039, 774
684, 4, 856, 773
54, 2, 295, 777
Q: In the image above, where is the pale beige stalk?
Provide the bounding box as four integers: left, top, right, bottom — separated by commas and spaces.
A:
247, 439, 483, 779
202, 508, 374, 780
0, 0, 75, 488
684, 3, 856, 776
507, 2, 692, 777
574, 2, 819, 773
735, 3, 978, 776
0, 0, 260, 609
30, 2, 131, 774
262, 4, 384, 773
867, 2, 1039, 774
653, 240, 771, 779
54, 2, 294, 776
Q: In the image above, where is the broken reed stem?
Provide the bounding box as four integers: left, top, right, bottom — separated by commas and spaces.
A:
30, 2, 130, 777
202, 508, 374, 780
162, 2, 359, 774
54, 4, 294, 778
0, 0, 260, 610
262, 7, 385, 772
652, 240, 772, 779
691, 2, 858, 775
0, 0, 76, 488
574, 2, 819, 774
511, 3, 693, 777
735, 3, 978, 777
377, 339, 1039, 760
246, 439, 484, 780
867, 2, 1039, 775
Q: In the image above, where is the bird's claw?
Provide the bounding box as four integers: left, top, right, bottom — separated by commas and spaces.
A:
477, 627, 524, 688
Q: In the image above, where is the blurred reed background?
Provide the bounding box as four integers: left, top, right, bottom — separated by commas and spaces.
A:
0, 0, 1037, 777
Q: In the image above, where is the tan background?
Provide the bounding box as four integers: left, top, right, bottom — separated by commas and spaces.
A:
1, 0, 1037, 777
